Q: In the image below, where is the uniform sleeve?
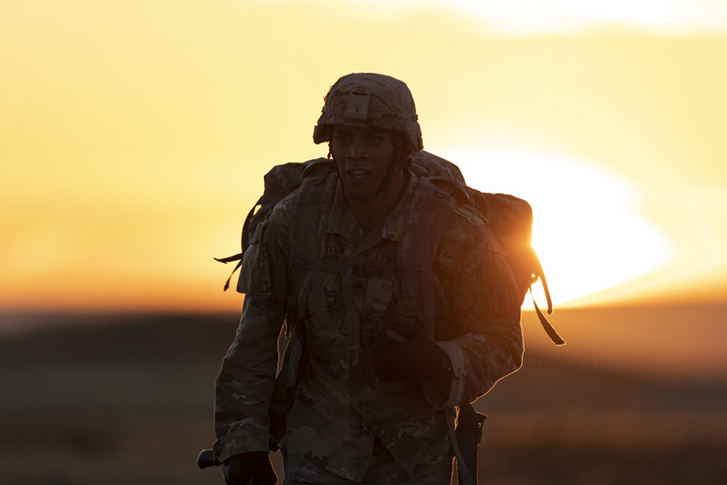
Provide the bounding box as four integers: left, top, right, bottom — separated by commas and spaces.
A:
213, 204, 291, 462
423, 221, 524, 409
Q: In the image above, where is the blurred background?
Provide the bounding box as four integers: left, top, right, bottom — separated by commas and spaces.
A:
1, 1, 726, 483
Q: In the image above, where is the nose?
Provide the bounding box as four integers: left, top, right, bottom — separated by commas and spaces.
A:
345, 137, 367, 161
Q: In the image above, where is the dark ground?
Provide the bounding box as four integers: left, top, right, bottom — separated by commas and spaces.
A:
0, 307, 725, 484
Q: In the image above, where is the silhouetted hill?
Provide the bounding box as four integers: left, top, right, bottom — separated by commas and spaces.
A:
0, 312, 239, 366
481, 347, 727, 416
1, 311, 725, 484
1, 312, 725, 417
0, 313, 238, 415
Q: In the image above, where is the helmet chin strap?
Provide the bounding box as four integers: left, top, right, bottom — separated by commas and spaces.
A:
377, 154, 399, 196
380, 140, 412, 196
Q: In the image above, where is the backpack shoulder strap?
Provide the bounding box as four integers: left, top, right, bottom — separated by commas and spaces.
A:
399, 178, 458, 339
286, 157, 335, 329
289, 163, 374, 366
215, 157, 331, 291
402, 179, 483, 485
269, 160, 335, 450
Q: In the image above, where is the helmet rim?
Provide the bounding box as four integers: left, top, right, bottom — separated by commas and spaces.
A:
313, 73, 423, 152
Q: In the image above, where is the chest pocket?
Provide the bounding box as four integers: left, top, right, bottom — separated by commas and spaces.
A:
293, 259, 401, 365
297, 270, 345, 345
360, 273, 395, 338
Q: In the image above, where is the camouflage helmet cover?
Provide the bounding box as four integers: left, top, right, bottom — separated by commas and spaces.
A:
313, 73, 423, 151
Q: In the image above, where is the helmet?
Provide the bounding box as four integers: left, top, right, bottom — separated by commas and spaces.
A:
313, 73, 423, 151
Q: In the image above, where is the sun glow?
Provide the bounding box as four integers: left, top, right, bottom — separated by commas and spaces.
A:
443, 148, 674, 306
2, 0, 726, 313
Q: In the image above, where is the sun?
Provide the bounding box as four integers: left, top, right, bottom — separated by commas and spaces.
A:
441, 148, 674, 307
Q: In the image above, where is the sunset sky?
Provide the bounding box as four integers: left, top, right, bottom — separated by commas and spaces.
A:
2, 0, 727, 314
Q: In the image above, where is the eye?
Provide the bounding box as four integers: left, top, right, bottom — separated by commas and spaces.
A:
334, 133, 350, 144
367, 133, 384, 143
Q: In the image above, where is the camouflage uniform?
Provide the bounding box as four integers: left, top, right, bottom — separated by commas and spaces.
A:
214, 166, 524, 482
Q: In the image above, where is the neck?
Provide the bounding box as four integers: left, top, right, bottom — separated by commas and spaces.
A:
347, 170, 408, 231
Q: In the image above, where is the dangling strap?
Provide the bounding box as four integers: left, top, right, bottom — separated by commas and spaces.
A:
445, 408, 476, 485
529, 251, 564, 346
539, 264, 554, 316
216, 259, 242, 292
269, 318, 303, 450
214, 196, 263, 291
455, 404, 486, 484
531, 291, 565, 346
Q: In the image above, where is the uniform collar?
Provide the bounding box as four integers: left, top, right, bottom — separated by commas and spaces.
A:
328, 171, 419, 244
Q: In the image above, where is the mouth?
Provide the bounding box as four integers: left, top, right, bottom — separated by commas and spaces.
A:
346, 169, 370, 181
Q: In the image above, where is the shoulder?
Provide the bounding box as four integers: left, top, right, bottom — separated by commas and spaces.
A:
264, 163, 338, 240
442, 203, 502, 258
451, 203, 485, 229
266, 189, 298, 228
415, 178, 500, 255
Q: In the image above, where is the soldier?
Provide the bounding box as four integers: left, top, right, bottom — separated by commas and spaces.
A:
213, 73, 524, 484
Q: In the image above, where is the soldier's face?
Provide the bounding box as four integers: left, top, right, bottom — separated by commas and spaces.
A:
330, 126, 396, 203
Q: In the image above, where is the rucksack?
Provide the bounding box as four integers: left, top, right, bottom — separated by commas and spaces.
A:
216, 151, 564, 346
211, 152, 564, 485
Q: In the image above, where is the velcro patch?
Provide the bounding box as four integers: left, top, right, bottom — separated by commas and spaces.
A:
487, 283, 516, 316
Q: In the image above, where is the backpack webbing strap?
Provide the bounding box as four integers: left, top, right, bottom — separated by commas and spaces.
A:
341, 266, 361, 365
290, 167, 371, 366
406, 184, 492, 485
269, 164, 332, 448
538, 262, 554, 315
290, 168, 329, 330
241, 196, 264, 251
454, 404, 487, 485
269, 321, 303, 450
529, 255, 565, 345
217, 259, 243, 292
415, 208, 438, 339
294, 259, 361, 366
403, 185, 457, 338
445, 407, 476, 485
214, 196, 263, 291
291, 254, 400, 367
532, 292, 565, 345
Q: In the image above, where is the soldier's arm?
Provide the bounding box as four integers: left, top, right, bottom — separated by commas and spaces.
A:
423, 220, 524, 409
213, 203, 292, 463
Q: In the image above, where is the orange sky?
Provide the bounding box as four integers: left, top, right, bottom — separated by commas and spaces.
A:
2, 0, 727, 314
